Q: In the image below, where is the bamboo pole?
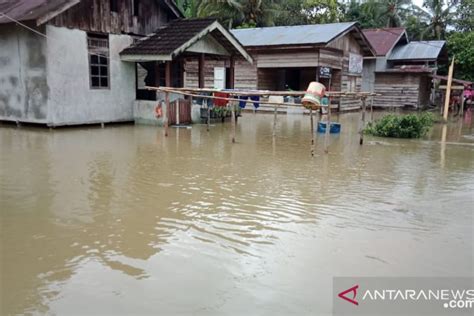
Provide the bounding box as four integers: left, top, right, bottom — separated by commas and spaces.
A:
443, 57, 455, 122
359, 97, 367, 145
149, 86, 379, 97
164, 91, 169, 137
206, 98, 210, 132
155, 87, 305, 108
310, 108, 315, 156
231, 101, 236, 143
324, 105, 331, 154
370, 97, 374, 122
176, 99, 180, 125
273, 103, 278, 138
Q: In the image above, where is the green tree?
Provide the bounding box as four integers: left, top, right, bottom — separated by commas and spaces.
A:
452, 0, 474, 32
446, 31, 474, 81
378, 0, 413, 27
303, 0, 345, 24
418, 0, 455, 40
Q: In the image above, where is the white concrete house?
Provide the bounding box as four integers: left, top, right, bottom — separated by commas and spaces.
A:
0, 0, 182, 126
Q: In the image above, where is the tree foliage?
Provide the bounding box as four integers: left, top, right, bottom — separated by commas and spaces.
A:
447, 31, 474, 81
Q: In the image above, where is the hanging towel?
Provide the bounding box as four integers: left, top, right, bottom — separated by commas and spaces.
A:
214, 92, 229, 107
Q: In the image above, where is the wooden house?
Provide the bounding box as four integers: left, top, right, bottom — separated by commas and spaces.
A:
230, 22, 376, 111
119, 18, 253, 125
362, 28, 447, 108
0, 0, 182, 126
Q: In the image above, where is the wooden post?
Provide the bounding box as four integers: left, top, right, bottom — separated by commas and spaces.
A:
229, 56, 235, 89
206, 98, 210, 132
443, 57, 455, 122
273, 103, 278, 138
370, 97, 374, 122
310, 108, 315, 156
199, 53, 205, 88
164, 91, 169, 137
231, 101, 236, 143
176, 99, 180, 125
359, 97, 367, 145
324, 105, 331, 154
460, 88, 465, 119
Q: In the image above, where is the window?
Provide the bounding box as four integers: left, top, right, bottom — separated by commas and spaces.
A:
110, 0, 118, 13
88, 34, 110, 89
133, 0, 140, 16
214, 67, 226, 89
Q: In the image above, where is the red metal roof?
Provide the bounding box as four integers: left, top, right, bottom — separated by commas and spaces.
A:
362, 27, 407, 57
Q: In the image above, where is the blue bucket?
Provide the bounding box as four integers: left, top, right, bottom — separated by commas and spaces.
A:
317, 121, 341, 134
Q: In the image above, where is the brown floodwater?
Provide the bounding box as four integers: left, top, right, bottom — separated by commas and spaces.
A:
1, 112, 473, 315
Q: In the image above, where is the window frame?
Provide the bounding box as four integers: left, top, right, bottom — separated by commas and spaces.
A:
87, 34, 110, 90
110, 0, 119, 13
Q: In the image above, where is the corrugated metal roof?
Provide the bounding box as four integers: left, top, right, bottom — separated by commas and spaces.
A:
231, 22, 357, 47
0, 0, 77, 24
362, 28, 407, 56
388, 41, 446, 61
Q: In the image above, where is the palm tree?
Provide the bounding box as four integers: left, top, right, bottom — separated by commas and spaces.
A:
197, 0, 244, 28
418, 0, 455, 40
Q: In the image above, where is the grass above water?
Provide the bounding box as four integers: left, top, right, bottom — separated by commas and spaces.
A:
365, 112, 436, 139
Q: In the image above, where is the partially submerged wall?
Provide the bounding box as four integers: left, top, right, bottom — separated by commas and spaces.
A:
373, 73, 421, 108
46, 25, 135, 126
0, 24, 49, 123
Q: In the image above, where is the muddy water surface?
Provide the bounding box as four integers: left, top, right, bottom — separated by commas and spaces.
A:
1, 112, 473, 315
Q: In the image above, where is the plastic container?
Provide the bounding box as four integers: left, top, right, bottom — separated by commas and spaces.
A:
317, 121, 341, 134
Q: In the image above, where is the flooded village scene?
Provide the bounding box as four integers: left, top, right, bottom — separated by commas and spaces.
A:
0, 1, 473, 315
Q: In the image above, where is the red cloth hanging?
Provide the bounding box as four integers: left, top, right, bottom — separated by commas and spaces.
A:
214, 92, 229, 107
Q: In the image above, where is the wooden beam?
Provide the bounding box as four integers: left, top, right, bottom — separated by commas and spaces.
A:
359, 97, 367, 145
443, 57, 455, 122
439, 85, 464, 90
165, 61, 172, 87
229, 56, 235, 89
164, 92, 169, 137
199, 53, 205, 88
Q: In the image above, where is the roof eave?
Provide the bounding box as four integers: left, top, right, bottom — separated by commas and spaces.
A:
36, 0, 81, 26
171, 21, 253, 64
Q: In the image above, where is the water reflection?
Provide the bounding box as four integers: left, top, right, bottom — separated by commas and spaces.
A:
0, 112, 473, 315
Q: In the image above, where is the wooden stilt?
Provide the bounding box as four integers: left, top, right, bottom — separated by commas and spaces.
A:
176, 99, 180, 125
370, 97, 374, 122
206, 98, 210, 132
359, 97, 367, 145
273, 103, 278, 138
231, 101, 236, 143
324, 105, 331, 154
443, 57, 455, 122
164, 91, 169, 137
310, 108, 315, 156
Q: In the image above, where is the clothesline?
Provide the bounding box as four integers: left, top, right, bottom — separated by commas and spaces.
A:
149, 86, 379, 98
147, 86, 315, 108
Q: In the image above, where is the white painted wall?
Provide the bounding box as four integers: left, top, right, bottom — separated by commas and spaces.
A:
46, 26, 136, 126
0, 25, 48, 123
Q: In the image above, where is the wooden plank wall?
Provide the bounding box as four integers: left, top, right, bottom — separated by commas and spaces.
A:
234, 58, 258, 90
255, 51, 319, 68
50, 0, 173, 36
184, 58, 226, 89
373, 73, 421, 108
183, 57, 257, 90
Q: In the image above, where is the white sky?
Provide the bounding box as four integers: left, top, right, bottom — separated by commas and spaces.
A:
413, 0, 424, 7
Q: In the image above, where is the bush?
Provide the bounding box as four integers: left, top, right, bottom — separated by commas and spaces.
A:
365, 112, 435, 138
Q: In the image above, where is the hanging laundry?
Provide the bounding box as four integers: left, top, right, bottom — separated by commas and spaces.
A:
213, 92, 229, 107
238, 95, 260, 109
